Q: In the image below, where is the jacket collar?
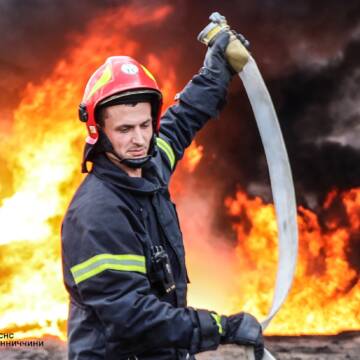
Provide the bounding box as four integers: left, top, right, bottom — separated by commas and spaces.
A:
91, 153, 164, 194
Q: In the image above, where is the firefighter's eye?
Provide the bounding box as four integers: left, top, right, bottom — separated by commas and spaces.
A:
141, 121, 151, 129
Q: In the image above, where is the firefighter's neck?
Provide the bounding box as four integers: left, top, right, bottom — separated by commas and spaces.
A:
106, 152, 142, 177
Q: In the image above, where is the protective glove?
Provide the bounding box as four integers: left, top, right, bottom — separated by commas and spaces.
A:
202, 30, 235, 84
220, 312, 264, 360
178, 29, 250, 118
177, 31, 234, 119
203, 29, 250, 77
190, 309, 222, 353
190, 309, 263, 360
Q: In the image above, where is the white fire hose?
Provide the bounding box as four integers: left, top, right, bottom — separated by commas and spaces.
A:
198, 13, 299, 360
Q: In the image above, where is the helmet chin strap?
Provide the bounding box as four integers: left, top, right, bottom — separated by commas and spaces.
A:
120, 155, 152, 169
81, 128, 157, 173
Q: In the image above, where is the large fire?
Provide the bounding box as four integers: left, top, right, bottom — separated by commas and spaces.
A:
0, 5, 359, 341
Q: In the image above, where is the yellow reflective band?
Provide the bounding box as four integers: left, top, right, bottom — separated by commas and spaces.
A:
156, 137, 175, 169
70, 254, 146, 285
211, 313, 223, 335
141, 65, 156, 81
86, 64, 112, 101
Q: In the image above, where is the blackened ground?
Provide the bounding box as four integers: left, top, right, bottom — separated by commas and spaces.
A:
0, 332, 359, 359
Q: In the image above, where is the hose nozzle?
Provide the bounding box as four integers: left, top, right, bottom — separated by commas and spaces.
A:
197, 12, 250, 73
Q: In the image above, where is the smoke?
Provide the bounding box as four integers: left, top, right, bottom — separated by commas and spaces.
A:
0, 0, 359, 206
191, 1, 360, 209
0, 0, 120, 118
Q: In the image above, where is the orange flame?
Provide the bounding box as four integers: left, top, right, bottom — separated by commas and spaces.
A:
210, 187, 359, 335
183, 142, 204, 173
0, 3, 359, 341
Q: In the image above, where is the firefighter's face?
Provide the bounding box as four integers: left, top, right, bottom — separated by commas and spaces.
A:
102, 102, 153, 161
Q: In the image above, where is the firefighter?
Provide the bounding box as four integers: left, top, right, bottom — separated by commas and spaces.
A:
61, 31, 264, 360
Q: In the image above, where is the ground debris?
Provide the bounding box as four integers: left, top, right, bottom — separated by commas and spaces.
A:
198, 331, 360, 360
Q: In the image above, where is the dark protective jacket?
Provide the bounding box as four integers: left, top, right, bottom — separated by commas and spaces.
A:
61, 67, 229, 360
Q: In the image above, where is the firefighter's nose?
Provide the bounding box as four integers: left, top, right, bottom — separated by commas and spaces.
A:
132, 127, 145, 145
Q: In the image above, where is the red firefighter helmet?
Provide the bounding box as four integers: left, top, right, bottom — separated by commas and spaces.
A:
79, 56, 163, 144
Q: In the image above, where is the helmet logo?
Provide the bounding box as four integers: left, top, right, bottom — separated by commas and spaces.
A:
121, 63, 139, 75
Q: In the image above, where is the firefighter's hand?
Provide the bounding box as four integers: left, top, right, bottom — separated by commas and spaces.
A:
203, 30, 250, 78
220, 312, 264, 360
202, 31, 235, 81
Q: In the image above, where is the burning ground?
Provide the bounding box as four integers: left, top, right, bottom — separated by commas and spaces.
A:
0, 0, 359, 352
